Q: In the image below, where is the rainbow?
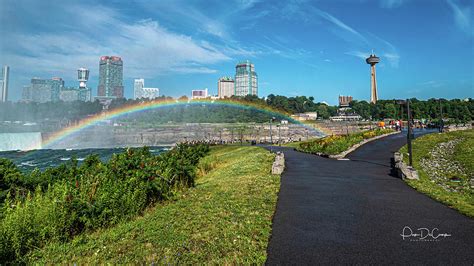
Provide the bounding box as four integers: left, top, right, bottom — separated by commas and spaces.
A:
34, 98, 324, 150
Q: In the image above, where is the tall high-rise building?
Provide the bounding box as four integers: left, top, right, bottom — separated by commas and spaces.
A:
134, 78, 145, 99
192, 88, 208, 99
50, 77, 63, 102
218, 76, 234, 98
29, 77, 64, 103
78, 67, 91, 101
0, 66, 9, 102
234, 60, 257, 97
97, 56, 124, 98
22, 86, 31, 102
134, 79, 160, 100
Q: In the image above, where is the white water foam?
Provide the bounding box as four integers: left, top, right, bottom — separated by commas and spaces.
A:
0, 132, 42, 151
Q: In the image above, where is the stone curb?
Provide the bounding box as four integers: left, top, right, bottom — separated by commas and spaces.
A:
393, 152, 419, 180
272, 151, 285, 175
328, 131, 401, 159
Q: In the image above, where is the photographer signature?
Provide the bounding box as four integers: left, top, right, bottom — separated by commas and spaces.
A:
400, 226, 451, 241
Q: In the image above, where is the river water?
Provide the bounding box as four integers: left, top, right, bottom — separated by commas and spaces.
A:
0, 147, 169, 172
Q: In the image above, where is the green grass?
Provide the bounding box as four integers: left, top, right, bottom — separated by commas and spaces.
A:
400, 129, 474, 217
296, 129, 395, 155
26, 146, 280, 264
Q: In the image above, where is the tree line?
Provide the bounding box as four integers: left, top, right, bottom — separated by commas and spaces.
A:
0, 96, 472, 123
349, 98, 473, 123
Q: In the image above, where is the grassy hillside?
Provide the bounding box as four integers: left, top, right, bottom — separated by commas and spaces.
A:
400, 129, 474, 217
27, 146, 280, 263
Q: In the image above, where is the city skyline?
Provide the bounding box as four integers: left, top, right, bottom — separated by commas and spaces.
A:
0, 0, 472, 104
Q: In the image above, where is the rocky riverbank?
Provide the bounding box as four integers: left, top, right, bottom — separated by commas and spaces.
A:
44, 123, 324, 149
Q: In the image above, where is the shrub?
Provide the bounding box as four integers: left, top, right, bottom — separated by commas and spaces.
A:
0, 159, 25, 203
297, 129, 394, 155
0, 143, 209, 263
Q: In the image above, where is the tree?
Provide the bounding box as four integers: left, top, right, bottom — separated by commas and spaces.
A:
178, 95, 189, 101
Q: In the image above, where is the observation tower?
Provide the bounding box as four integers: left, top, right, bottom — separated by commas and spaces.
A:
366, 52, 380, 104
78, 67, 91, 101
78, 68, 89, 89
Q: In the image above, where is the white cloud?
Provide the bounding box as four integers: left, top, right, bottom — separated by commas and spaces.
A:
235, 0, 261, 10
312, 8, 368, 45
446, 0, 472, 35
345, 51, 370, 60
278, 3, 369, 46
379, 0, 406, 8
383, 53, 400, 67
118, 20, 230, 71
134, 0, 230, 39
1, 4, 241, 84
419, 80, 444, 88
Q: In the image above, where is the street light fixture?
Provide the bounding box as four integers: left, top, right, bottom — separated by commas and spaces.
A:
396, 99, 413, 166
277, 124, 281, 146
269, 117, 276, 144
438, 98, 444, 133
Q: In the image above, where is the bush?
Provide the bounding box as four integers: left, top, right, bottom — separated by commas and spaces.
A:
0, 159, 25, 203
297, 129, 394, 155
0, 143, 209, 263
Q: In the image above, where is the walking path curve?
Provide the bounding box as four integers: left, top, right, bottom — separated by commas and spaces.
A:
266, 130, 474, 264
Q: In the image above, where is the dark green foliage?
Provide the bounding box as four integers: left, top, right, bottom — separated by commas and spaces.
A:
350, 98, 473, 123
297, 129, 394, 155
0, 143, 209, 263
265, 94, 337, 118
0, 158, 24, 203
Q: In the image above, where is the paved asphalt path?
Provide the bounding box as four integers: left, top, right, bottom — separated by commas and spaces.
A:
265, 130, 474, 265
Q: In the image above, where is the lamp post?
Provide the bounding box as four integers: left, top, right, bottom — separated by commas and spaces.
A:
277, 124, 281, 146
269, 117, 276, 144
438, 99, 444, 133
257, 126, 260, 144
406, 99, 413, 166
396, 99, 413, 166
399, 104, 403, 122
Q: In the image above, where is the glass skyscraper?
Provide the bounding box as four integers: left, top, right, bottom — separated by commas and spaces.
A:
29, 77, 63, 103
97, 56, 124, 98
234, 60, 258, 97
0, 66, 9, 102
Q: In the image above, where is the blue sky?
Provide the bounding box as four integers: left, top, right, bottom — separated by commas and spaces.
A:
0, 0, 472, 104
